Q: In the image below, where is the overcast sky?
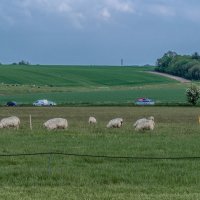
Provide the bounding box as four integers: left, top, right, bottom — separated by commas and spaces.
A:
0, 0, 200, 65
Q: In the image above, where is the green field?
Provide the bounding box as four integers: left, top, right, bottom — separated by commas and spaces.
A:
0, 65, 199, 199
0, 106, 200, 199
0, 65, 190, 105
0, 65, 171, 86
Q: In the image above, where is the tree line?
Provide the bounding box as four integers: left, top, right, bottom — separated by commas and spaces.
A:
155, 51, 200, 80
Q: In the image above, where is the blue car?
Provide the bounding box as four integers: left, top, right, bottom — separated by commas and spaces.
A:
6, 101, 17, 106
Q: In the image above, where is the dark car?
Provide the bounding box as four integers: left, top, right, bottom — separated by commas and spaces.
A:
6, 101, 17, 106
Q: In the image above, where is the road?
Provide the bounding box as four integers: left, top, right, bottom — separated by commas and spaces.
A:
148, 71, 191, 83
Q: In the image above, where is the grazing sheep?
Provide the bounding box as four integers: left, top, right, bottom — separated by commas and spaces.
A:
106, 118, 123, 128
0, 116, 20, 129
133, 116, 154, 127
88, 116, 97, 124
134, 116, 155, 131
43, 118, 68, 130
133, 118, 147, 128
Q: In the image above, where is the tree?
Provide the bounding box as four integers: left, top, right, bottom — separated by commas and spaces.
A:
18, 60, 30, 65
192, 52, 200, 60
155, 51, 177, 72
186, 84, 200, 105
155, 51, 200, 80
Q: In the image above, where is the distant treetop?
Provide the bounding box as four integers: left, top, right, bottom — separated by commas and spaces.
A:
18, 60, 30, 65
11, 60, 30, 65
155, 51, 200, 80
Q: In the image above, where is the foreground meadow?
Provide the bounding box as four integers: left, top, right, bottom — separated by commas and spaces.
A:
0, 106, 200, 199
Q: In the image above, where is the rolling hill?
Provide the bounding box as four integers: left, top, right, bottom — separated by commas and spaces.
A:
0, 65, 190, 105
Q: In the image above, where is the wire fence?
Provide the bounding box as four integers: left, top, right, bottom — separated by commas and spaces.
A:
1, 152, 200, 177
1, 152, 200, 160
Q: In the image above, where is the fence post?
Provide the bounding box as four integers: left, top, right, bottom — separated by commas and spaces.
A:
30, 115, 32, 130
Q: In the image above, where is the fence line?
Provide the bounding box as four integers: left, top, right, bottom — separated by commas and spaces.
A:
0, 152, 200, 160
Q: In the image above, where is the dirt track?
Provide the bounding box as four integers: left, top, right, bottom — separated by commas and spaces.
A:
148, 71, 191, 83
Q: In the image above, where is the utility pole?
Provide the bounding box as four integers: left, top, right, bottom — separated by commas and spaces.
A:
121, 58, 123, 66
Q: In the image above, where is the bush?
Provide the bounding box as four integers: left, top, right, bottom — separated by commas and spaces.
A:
186, 84, 200, 105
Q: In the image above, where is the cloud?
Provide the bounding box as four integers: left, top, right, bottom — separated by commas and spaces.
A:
1, 0, 200, 29
147, 4, 175, 17
0, 0, 135, 26
99, 8, 111, 21
139, 0, 200, 21
104, 0, 135, 13
8, 0, 86, 28
98, 0, 135, 21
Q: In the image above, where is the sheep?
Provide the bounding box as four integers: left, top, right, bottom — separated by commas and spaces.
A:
133, 118, 147, 128
43, 118, 68, 130
134, 116, 155, 131
0, 116, 20, 129
106, 118, 123, 128
133, 116, 154, 127
88, 116, 97, 124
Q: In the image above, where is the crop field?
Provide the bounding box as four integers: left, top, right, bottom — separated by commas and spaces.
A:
0, 65, 191, 105
0, 65, 171, 86
0, 106, 200, 199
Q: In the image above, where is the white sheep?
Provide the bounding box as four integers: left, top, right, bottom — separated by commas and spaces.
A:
88, 116, 97, 124
43, 118, 68, 130
133, 118, 147, 128
0, 116, 20, 129
134, 116, 155, 131
106, 118, 123, 128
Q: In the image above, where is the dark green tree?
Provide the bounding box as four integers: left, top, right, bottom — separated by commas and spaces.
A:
155, 51, 177, 72
155, 51, 200, 80
18, 60, 30, 65
192, 52, 200, 60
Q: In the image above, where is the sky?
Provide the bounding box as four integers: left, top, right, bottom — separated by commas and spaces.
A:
0, 0, 200, 66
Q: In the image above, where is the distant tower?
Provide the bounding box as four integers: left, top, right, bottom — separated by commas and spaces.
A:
121, 58, 123, 66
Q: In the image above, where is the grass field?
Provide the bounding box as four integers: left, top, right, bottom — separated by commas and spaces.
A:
0, 65, 199, 199
0, 83, 188, 105
0, 65, 171, 86
0, 106, 200, 199
0, 65, 191, 105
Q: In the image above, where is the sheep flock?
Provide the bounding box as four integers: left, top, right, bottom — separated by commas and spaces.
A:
0, 115, 155, 132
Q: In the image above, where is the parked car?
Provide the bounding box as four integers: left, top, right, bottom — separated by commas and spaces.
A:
6, 101, 17, 106
33, 99, 56, 106
135, 98, 155, 105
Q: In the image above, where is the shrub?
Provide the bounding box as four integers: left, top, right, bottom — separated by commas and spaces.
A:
186, 84, 200, 105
